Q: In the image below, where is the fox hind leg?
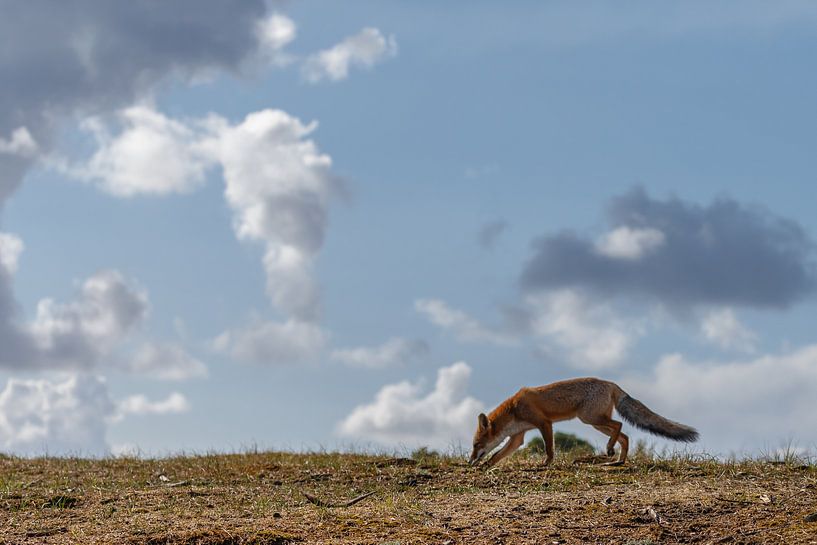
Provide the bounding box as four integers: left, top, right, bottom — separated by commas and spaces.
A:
592, 424, 619, 457
581, 414, 628, 464
602, 428, 629, 465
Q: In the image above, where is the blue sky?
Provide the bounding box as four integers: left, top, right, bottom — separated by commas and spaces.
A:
2, 1, 817, 458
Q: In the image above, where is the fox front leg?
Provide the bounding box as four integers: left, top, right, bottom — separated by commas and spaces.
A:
484, 432, 525, 469
538, 422, 555, 466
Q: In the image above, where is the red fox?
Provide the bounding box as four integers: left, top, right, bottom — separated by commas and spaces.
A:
469, 377, 698, 467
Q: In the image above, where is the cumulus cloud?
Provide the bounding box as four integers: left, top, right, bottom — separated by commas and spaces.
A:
0, 127, 38, 158
331, 337, 429, 369
202, 109, 337, 321
416, 291, 640, 369
623, 345, 817, 453
302, 27, 397, 83
66, 105, 338, 324
25, 270, 149, 370
117, 392, 190, 419
0, 0, 274, 207
594, 226, 666, 260
337, 362, 484, 449
525, 290, 642, 369
0, 374, 191, 456
0, 233, 24, 275
415, 299, 518, 346
213, 319, 326, 365
0, 374, 114, 456
700, 308, 757, 353
255, 13, 297, 63
0, 270, 149, 371
70, 106, 211, 197
0, 0, 278, 379
0, 267, 205, 379
121, 342, 208, 381
521, 188, 817, 310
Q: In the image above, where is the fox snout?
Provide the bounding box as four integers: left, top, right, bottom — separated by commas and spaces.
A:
469, 447, 486, 466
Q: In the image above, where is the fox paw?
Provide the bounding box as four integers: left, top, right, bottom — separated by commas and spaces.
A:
606, 447, 616, 457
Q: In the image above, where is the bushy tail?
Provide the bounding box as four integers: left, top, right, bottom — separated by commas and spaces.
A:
616, 394, 699, 443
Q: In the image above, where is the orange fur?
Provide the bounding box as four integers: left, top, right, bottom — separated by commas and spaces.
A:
469, 377, 698, 467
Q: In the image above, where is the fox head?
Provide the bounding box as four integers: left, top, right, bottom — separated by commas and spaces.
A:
469, 412, 502, 465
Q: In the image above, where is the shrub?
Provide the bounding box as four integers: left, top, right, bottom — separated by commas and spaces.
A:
525, 432, 595, 455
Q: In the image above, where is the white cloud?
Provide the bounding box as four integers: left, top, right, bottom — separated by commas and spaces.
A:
0, 0, 277, 207
0, 127, 38, 158
122, 342, 208, 381
0, 374, 114, 456
73, 106, 210, 197
0, 268, 203, 381
701, 308, 757, 353
26, 270, 149, 369
256, 13, 296, 56
203, 109, 336, 321
64, 105, 338, 323
0, 233, 24, 275
57, 104, 336, 371
415, 298, 517, 346
117, 392, 190, 419
416, 292, 639, 369
0, 374, 193, 456
595, 226, 666, 260
338, 362, 484, 450
526, 290, 641, 369
213, 318, 326, 365
623, 345, 817, 454
414, 292, 636, 369
331, 337, 429, 369
302, 27, 397, 83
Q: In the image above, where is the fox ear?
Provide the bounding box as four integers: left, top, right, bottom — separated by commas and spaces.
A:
478, 413, 489, 430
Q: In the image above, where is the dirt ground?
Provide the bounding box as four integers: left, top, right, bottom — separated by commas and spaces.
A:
1, 451, 816, 544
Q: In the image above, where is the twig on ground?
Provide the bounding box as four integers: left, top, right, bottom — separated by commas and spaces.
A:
301, 490, 375, 508
715, 496, 755, 505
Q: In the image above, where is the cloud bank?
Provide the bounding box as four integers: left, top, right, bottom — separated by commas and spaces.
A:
623, 345, 817, 453
62, 105, 340, 364
521, 188, 817, 310
0, 0, 276, 206
0, 374, 188, 456
0, 265, 204, 380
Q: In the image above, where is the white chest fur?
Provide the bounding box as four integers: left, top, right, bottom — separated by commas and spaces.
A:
486, 419, 535, 453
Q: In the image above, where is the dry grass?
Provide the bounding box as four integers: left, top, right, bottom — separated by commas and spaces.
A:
2, 449, 816, 544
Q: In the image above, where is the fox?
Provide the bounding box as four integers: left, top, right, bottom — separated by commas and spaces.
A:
469, 377, 698, 467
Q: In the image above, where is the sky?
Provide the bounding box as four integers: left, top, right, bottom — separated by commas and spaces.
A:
2, 0, 817, 459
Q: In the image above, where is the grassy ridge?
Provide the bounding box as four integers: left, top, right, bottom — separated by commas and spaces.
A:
1, 450, 816, 544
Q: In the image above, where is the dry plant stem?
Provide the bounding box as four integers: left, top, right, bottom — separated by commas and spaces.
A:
301, 490, 375, 508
